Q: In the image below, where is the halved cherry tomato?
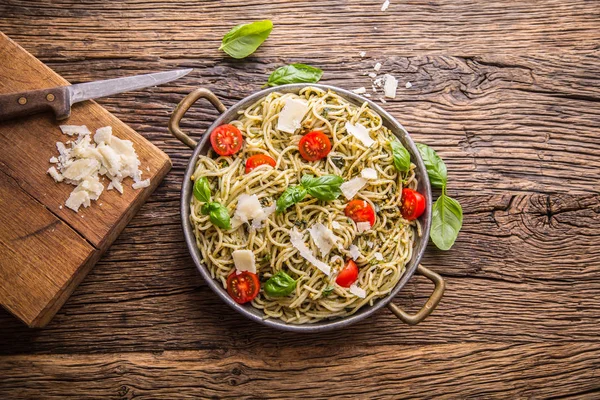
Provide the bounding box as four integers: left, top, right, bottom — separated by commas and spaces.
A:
298, 131, 331, 161
227, 271, 260, 304
336, 259, 359, 288
344, 200, 376, 226
245, 154, 276, 173
210, 124, 243, 156
401, 188, 426, 221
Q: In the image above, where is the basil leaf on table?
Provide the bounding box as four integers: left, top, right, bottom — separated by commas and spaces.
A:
389, 140, 411, 172
416, 143, 447, 189
267, 63, 323, 87
219, 20, 273, 59
300, 174, 343, 201
206, 202, 231, 230
430, 193, 462, 250
264, 271, 297, 297
276, 186, 308, 212
193, 177, 212, 203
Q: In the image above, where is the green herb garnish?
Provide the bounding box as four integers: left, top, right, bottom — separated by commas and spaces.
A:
266, 63, 323, 87
219, 20, 273, 59
195, 177, 231, 230
415, 143, 462, 250
264, 271, 297, 297
276, 174, 343, 212
389, 139, 411, 173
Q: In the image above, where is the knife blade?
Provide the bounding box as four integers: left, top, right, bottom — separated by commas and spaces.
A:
0, 68, 193, 121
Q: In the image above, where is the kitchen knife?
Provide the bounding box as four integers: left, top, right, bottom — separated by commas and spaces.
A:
0, 68, 193, 121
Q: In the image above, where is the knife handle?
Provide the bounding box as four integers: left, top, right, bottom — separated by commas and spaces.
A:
0, 86, 71, 121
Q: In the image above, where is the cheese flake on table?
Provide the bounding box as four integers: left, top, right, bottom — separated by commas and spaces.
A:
276, 98, 309, 134
341, 176, 368, 200
290, 228, 331, 276
308, 222, 341, 256
345, 122, 375, 148
353, 87, 367, 94
349, 284, 367, 298
383, 74, 398, 99
374, 62, 382, 72
232, 249, 256, 274
59, 125, 91, 136
381, 0, 390, 12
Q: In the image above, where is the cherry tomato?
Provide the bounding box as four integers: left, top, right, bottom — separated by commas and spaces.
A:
227, 271, 260, 304
210, 124, 243, 156
336, 259, 359, 288
298, 131, 331, 161
344, 200, 376, 226
401, 188, 426, 221
245, 154, 276, 173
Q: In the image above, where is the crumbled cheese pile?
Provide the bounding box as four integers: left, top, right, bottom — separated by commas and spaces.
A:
47, 125, 150, 212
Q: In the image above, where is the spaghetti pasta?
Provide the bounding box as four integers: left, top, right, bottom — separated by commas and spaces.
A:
190, 87, 419, 324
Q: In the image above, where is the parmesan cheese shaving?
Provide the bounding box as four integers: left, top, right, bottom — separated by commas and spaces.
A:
341, 176, 367, 200
47, 125, 149, 212
290, 228, 331, 276
361, 168, 378, 180
331, 221, 342, 230
308, 222, 341, 256
349, 284, 366, 298
345, 122, 375, 148
276, 98, 309, 134
353, 87, 367, 94
383, 74, 398, 98
356, 221, 371, 233
232, 249, 257, 274
348, 244, 361, 260
251, 204, 276, 229
374, 252, 384, 261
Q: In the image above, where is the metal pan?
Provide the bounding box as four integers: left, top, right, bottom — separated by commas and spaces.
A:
169, 84, 444, 332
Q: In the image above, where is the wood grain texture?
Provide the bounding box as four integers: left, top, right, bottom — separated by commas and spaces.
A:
0, 0, 599, 398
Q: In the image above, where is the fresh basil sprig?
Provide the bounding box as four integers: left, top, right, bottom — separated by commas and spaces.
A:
301, 174, 343, 201
264, 271, 297, 297
276, 186, 308, 212
266, 63, 323, 87
416, 143, 447, 189
389, 139, 411, 172
276, 174, 343, 212
219, 20, 273, 59
415, 143, 462, 250
193, 177, 211, 203
193, 177, 231, 229
431, 193, 462, 250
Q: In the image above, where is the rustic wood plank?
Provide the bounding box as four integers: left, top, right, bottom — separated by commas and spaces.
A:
0, 170, 100, 327
0, 193, 597, 353
1, 342, 599, 399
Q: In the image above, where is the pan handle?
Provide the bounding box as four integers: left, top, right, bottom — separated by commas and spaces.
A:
169, 88, 227, 149
387, 265, 445, 325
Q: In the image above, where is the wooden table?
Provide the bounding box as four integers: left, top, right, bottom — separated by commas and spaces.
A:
1, 1, 599, 398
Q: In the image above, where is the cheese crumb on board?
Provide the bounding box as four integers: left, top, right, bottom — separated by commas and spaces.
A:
405, 81, 413, 89
232, 249, 256, 274
353, 87, 367, 94
47, 125, 149, 212
374, 62, 382, 72
381, 0, 390, 12
359, 51, 366, 57
276, 98, 309, 134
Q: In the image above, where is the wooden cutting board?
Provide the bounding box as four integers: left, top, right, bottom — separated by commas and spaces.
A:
0, 33, 172, 327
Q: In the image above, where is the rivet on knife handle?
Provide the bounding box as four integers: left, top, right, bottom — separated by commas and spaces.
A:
0, 86, 71, 121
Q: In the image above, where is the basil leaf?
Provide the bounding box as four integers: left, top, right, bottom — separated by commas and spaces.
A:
322, 286, 334, 296
193, 177, 211, 203
207, 202, 231, 230
267, 63, 323, 87
300, 174, 343, 201
264, 271, 297, 297
201, 203, 211, 215
416, 143, 447, 189
219, 20, 273, 59
276, 186, 307, 212
430, 194, 462, 250
389, 140, 411, 172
